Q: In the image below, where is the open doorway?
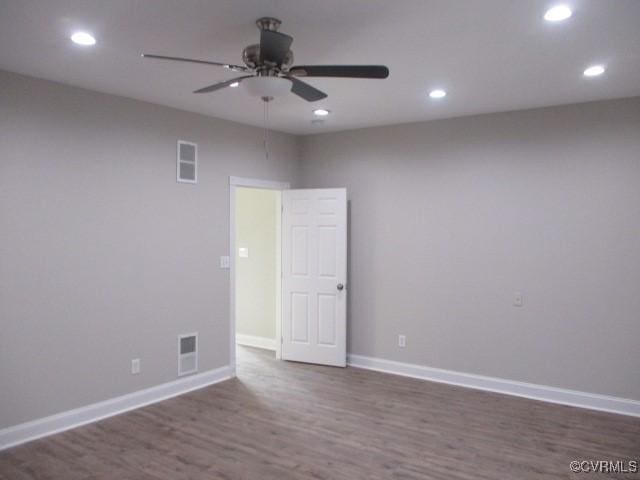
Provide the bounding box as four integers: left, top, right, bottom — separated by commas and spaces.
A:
230, 177, 288, 371
230, 177, 348, 372
234, 186, 281, 355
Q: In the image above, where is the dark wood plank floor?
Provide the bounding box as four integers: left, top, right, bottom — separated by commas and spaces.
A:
1, 346, 638, 479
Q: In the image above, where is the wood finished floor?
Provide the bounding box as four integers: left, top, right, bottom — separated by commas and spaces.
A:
1, 346, 638, 479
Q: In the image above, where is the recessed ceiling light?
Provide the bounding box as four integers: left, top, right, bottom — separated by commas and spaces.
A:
544, 5, 572, 22
313, 108, 330, 116
583, 65, 605, 77
429, 89, 447, 99
70, 31, 96, 46
229, 82, 240, 88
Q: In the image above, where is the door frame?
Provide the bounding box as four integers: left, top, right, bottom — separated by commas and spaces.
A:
229, 176, 290, 374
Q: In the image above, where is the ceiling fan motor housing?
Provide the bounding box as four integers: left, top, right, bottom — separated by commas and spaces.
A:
255, 17, 281, 32
242, 45, 294, 72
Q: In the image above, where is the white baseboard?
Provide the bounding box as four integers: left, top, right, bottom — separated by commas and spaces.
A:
0, 365, 233, 451
347, 354, 640, 418
236, 334, 276, 351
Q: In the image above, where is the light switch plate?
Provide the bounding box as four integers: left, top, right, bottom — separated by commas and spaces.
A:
219, 256, 230, 269
398, 334, 406, 348
238, 247, 249, 258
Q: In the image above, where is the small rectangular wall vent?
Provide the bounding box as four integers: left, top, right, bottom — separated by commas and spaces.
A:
178, 332, 198, 376
177, 140, 197, 184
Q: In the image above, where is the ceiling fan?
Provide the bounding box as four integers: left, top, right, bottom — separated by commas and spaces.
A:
142, 17, 389, 102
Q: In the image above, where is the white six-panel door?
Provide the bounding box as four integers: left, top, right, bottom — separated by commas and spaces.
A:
282, 188, 347, 367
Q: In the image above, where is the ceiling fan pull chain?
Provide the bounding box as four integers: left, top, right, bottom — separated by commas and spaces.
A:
263, 99, 269, 161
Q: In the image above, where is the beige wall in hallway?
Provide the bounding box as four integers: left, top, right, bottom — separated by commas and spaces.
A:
235, 187, 280, 341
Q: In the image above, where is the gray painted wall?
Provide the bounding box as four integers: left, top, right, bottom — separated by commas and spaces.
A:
300, 98, 640, 401
0, 70, 299, 428
2, 66, 639, 430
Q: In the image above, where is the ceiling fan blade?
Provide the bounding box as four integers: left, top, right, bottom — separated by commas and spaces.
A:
289, 65, 389, 79
142, 54, 248, 72
259, 30, 293, 65
193, 75, 254, 94
287, 77, 327, 102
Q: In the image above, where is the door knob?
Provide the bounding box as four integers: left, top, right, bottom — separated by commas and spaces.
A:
337, 283, 344, 291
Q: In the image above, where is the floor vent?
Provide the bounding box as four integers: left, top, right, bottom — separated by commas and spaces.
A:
178, 333, 198, 376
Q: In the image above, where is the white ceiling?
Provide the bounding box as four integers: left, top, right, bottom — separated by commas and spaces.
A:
1, 0, 639, 135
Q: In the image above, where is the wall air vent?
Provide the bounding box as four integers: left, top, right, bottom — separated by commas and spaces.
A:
178, 333, 198, 376
177, 140, 197, 183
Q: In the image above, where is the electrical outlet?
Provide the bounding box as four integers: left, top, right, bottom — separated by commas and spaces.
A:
398, 334, 406, 348
219, 256, 230, 269
514, 292, 524, 307
131, 358, 141, 375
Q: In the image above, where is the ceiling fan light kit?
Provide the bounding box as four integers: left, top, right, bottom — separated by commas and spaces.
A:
242, 76, 292, 101
142, 17, 389, 103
